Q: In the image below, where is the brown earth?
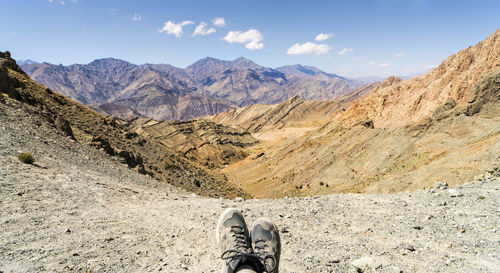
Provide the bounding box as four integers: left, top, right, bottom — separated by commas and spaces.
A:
335, 29, 500, 128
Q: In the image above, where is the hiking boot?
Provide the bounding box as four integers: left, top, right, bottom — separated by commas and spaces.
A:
250, 218, 281, 273
217, 208, 263, 273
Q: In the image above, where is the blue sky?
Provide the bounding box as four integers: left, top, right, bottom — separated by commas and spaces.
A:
1, 0, 498, 77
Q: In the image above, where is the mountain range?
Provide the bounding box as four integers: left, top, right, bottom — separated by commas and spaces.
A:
20, 57, 362, 120
6, 29, 500, 199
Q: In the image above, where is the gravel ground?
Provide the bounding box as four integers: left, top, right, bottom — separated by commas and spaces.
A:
1, 100, 499, 273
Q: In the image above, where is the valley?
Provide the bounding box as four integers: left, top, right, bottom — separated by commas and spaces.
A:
17, 30, 500, 199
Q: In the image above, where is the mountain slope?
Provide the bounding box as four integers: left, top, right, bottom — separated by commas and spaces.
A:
335, 29, 500, 128
0, 51, 247, 198
276, 64, 344, 80
210, 30, 500, 198
185, 57, 263, 83
197, 59, 360, 106
223, 70, 499, 198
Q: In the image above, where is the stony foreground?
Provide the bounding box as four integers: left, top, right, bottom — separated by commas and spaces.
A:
1, 101, 499, 273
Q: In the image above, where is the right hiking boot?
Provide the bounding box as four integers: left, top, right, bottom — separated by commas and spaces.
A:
217, 208, 263, 273
250, 218, 281, 273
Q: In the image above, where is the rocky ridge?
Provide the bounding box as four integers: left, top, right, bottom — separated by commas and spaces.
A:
207, 82, 380, 133
21, 58, 233, 121
335, 29, 500, 128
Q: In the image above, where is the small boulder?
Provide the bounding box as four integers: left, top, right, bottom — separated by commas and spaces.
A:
54, 116, 75, 140
435, 181, 448, 189
448, 188, 463, 197
351, 256, 389, 272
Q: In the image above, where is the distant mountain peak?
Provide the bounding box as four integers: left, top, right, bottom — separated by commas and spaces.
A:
16, 59, 38, 65
20, 54, 361, 119
88, 57, 134, 68
192, 57, 221, 65
233, 57, 248, 61
276, 64, 341, 79
232, 57, 261, 69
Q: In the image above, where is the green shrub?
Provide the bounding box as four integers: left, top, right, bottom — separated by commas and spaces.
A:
18, 152, 35, 164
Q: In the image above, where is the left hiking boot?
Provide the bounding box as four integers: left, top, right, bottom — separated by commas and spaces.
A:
250, 218, 281, 273
216, 208, 263, 273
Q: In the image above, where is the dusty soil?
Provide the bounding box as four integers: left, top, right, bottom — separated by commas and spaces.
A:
1, 97, 499, 273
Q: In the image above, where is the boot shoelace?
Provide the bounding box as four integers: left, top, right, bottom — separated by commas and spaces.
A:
253, 239, 277, 272
220, 226, 276, 272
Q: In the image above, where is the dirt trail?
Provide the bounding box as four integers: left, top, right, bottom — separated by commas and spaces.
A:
1, 100, 499, 273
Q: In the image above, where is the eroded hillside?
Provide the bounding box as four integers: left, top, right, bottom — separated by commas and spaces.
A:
335, 29, 500, 128
125, 118, 257, 169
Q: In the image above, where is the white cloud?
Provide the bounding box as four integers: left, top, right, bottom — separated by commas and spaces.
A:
368, 61, 390, 67
193, 22, 216, 36
287, 42, 331, 55
350, 58, 361, 61
49, 0, 75, 4
396, 52, 405, 58
213, 17, 226, 27
223, 29, 264, 50
159, 20, 194, 37
338, 48, 353, 55
132, 13, 142, 21
315, 33, 333, 41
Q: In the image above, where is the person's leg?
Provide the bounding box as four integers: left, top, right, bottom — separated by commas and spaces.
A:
235, 265, 258, 273
250, 218, 281, 273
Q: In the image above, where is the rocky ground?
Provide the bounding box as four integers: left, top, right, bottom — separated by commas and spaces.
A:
1, 99, 499, 273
